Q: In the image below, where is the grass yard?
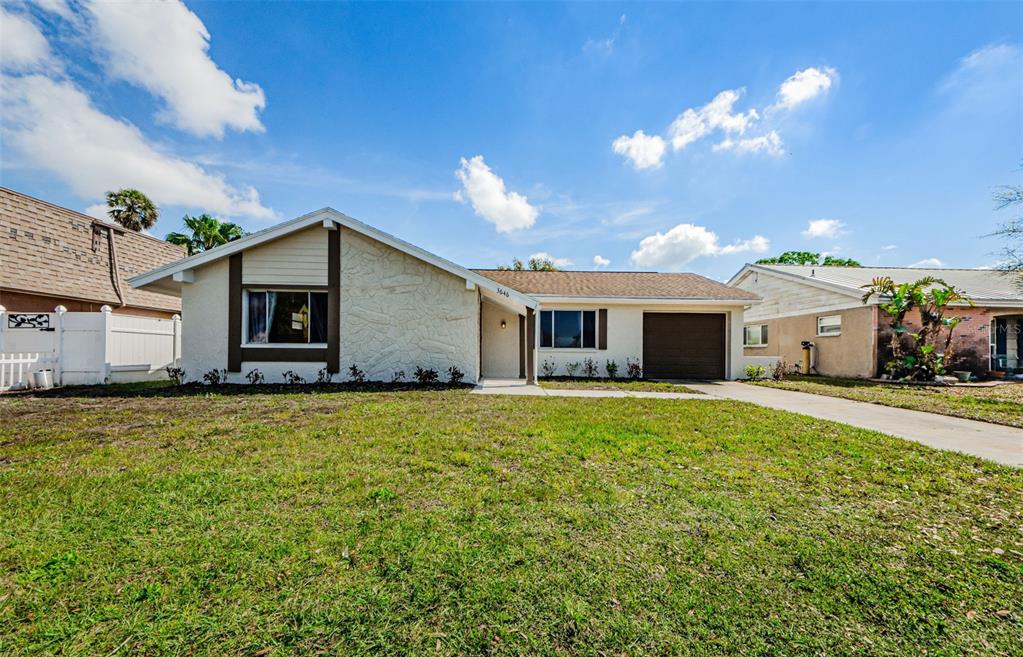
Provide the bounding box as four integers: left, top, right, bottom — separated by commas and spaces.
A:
539, 378, 700, 393
1, 384, 1021, 656
751, 375, 1023, 428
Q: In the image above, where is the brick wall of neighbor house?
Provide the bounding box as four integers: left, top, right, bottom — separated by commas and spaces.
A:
0, 289, 177, 318
874, 306, 998, 376
743, 305, 876, 378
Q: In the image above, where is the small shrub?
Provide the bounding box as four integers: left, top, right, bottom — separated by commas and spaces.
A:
771, 358, 787, 381
202, 368, 226, 386
744, 364, 766, 381
564, 361, 580, 377
316, 367, 334, 384
347, 364, 365, 383
413, 366, 439, 384
605, 360, 619, 380
447, 366, 465, 384
582, 358, 598, 379
245, 369, 264, 385
540, 360, 557, 378
391, 370, 406, 383
165, 366, 185, 385
282, 370, 306, 385
626, 358, 642, 379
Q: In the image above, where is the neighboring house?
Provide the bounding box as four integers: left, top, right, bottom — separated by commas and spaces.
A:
130, 208, 759, 384
729, 264, 1023, 378
0, 187, 184, 318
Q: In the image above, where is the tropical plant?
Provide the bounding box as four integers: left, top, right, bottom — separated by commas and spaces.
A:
347, 365, 365, 383
105, 189, 159, 232
282, 370, 306, 385
744, 364, 767, 380
202, 368, 227, 385
165, 366, 185, 385
165, 214, 244, 255
540, 360, 557, 378
245, 369, 264, 384
564, 361, 580, 377
581, 358, 598, 378
316, 367, 334, 384
605, 360, 619, 379
413, 366, 439, 384
626, 358, 642, 379
771, 358, 787, 381
861, 276, 971, 381
756, 251, 861, 267
446, 366, 465, 384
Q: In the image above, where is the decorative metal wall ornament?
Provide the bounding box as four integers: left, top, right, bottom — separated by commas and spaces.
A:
7, 313, 50, 329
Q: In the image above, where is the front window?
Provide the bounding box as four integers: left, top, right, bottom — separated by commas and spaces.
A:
817, 314, 842, 336
540, 310, 597, 349
246, 290, 328, 344
744, 324, 768, 347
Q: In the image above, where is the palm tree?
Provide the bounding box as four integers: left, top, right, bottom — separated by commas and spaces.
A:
106, 189, 159, 232
166, 214, 245, 255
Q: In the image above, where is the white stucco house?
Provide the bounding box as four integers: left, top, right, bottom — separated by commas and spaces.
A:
130, 208, 759, 384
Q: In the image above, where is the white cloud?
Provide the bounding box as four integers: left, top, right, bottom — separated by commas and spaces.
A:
802, 218, 845, 239
85, 0, 266, 138
630, 223, 769, 270
612, 130, 666, 170
908, 258, 944, 268
940, 43, 1021, 93
34, 0, 74, 20
529, 251, 573, 268
592, 255, 610, 269
0, 8, 55, 72
772, 67, 837, 111
881, 244, 898, 251
713, 130, 784, 156
1, 74, 275, 219
455, 155, 539, 233
667, 89, 759, 151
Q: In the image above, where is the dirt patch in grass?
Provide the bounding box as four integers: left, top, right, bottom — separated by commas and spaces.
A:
1, 385, 1020, 655
752, 375, 1023, 428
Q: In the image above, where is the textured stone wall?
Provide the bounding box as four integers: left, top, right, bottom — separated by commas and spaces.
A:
340, 228, 479, 382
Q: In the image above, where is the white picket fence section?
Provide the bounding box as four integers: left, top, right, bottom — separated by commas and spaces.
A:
0, 305, 180, 391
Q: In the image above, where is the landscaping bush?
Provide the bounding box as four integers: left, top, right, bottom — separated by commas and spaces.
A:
582, 358, 598, 378
282, 370, 306, 385
245, 369, 264, 385
605, 360, 619, 379
771, 358, 787, 381
564, 361, 580, 377
540, 360, 557, 378
391, 370, 406, 383
165, 366, 185, 385
347, 364, 365, 383
745, 364, 766, 381
316, 368, 334, 384
626, 358, 642, 379
202, 369, 227, 385
446, 366, 464, 384
413, 366, 439, 384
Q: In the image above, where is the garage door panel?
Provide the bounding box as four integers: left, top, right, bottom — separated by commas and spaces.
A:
643, 313, 725, 379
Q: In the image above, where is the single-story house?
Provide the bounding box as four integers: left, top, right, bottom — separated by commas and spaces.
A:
0, 187, 184, 318
728, 263, 1023, 378
130, 207, 759, 384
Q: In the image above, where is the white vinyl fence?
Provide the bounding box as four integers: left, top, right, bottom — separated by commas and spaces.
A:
0, 305, 180, 391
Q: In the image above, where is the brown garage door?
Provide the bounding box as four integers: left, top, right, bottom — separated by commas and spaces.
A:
643, 313, 725, 379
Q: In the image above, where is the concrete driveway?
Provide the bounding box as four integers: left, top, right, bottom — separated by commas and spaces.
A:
686, 381, 1023, 467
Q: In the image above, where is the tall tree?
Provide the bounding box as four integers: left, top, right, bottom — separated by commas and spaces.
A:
165, 214, 244, 255
106, 189, 158, 232
496, 256, 560, 271
991, 184, 1023, 288
756, 251, 861, 266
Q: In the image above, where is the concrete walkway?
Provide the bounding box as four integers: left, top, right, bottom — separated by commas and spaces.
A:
472, 379, 1023, 467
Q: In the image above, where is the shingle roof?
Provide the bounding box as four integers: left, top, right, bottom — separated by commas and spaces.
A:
1, 187, 184, 312
752, 264, 1023, 304
472, 269, 760, 301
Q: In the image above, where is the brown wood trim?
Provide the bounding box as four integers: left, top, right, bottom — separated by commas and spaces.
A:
240, 347, 328, 362
518, 314, 526, 379
526, 307, 535, 384
598, 308, 608, 350
228, 253, 243, 372
326, 228, 341, 373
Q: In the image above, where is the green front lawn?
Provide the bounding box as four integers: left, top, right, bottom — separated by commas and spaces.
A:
752, 375, 1023, 428
539, 378, 701, 393
1, 384, 1020, 656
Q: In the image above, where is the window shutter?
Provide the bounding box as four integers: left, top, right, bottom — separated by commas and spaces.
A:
598, 308, 608, 350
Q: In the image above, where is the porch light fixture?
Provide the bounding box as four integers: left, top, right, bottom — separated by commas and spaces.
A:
500, 320, 507, 329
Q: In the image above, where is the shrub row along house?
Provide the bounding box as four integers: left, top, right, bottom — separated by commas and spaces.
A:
730, 263, 1023, 378
130, 208, 759, 384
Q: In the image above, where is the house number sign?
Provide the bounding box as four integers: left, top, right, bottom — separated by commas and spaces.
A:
7, 313, 50, 329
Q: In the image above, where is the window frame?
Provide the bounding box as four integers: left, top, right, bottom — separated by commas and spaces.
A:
743, 324, 769, 347
242, 288, 329, 347
816, 314, 842, 337
539, 309, 598, 350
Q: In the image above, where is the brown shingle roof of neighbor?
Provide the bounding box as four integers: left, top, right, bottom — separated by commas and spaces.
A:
472, 269, 760, 301
0, 187, 184, 312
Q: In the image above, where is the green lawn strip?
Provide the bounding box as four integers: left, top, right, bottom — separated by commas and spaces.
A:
539, 378, 701, 393
1, 388, 1020, 656
752, 376, 1023, 428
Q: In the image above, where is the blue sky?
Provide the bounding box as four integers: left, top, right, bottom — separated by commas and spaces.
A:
2, 1, 1020, 281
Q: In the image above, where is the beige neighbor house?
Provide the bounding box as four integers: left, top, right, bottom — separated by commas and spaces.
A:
728, 264, 1023, 378
130, 207, 759, 384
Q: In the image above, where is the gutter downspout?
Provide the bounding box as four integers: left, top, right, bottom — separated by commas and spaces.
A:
105, 227, 126, 308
